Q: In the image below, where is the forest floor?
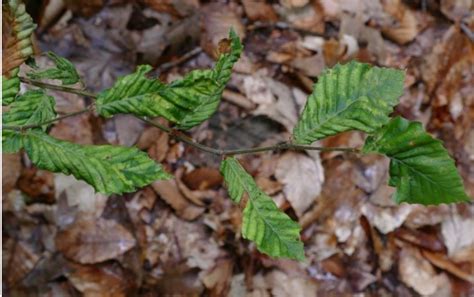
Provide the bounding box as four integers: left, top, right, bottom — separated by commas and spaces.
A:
3, 0, 474, 296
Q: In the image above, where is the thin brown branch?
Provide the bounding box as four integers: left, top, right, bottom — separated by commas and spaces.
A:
19, 76, 97, 98
138, 117, 360, 156
15, 75, 361, 156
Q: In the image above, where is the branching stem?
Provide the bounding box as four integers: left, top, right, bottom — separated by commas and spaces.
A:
19, 76, 97, 98
5, 78, 361, 155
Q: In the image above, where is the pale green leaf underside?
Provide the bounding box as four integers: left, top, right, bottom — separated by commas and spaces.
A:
2, 90, 56, 153
293, 61, 405, 144
220, 157, 304, 260
363, 117, 470, 205
27, 52, 81, 85
96, 29, 242, 130
23, 131, 171, 194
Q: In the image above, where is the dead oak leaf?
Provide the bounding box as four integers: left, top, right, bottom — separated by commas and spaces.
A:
56, 217, 136, 264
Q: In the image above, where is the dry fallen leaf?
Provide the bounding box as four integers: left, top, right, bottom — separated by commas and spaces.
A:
2, 153, 21, 195
440, 0, 473, 21
422, 250, 474, 284
4, 239, 41, 288
275, 152, 324, 217
142, 0, 199, 17
242, 0, 278, 22
441, 207, 474, 261
182, 167, 223, 191
276, 1, 325, 34
252, 270, 318, 297
420, 25, 472, 94
251, 77, 299, 132
55, 174, 108, 219
152, 179, 205, 220
398, 246, 449, 296
200, 3, 245, 58
56, 216, 136, 264
201, 258, 234, 297
381, 0, 422, 45
17, 168, 55, 204
66, 262, 134, 297
361, 203, 412, 234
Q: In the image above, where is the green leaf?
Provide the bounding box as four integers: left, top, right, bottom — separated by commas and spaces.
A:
220, 157, 304, 260
23, 130, 171, 194
363, 117, 470, 205
96, 29, 242, 129
27, 52, 81, 85
293, 61, 405, 144
2, 72, 20, 105
177, 29, 242, 129
2, 90, 56, 153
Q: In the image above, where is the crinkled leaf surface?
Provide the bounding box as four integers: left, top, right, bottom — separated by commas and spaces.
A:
2, 71, 20, 106
2, 90, 56, 153
2, 0, 37, 105
96, 29, 242, 129
220, 157, 304, 260
27, 52, 81, 85
23, 130, 171, 195
363, 117, 470, 205
293, 61, 405, 144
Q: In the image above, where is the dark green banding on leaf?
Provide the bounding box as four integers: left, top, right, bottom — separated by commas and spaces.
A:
96, 29, 242, 129
363, 117, 470, 205
293, 61, 405, 144
27, 52, 81, 85
2, 90, 56, 153
23, 131, 171, 195
220, 157, 305, 260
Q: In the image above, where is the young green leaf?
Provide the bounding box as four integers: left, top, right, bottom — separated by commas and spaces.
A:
3, 90, 56, 153
2, 71, 20, 105
2, 0, 37, 105
23, 131, 171, 194
96, 29, 242, 129
177, 29, 242, 129
293, 61, 405, 144
363, 117, 470, 205
220, 157, 304, 260
27, 52, 81, 85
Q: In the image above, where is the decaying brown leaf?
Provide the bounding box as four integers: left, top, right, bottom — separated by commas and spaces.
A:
66, 262, 135, 297
200, 3, 245, 58
182, 167, 223, 191
420, 25, 473, 94
152, 179, 205, 220
398, 246, 449, 296
201, 258, 234, 297
242, 0, 278, 22
17, 168, 55, 204
142, 0, 199, 18
422, 250, 474, 284
440, 0, 473, 21
276, 1, 325, 34
56, 216, 136, 264
63, 0, 104, 17
441, 207, 474, 262
2, 0, 36, 77
2, 153, 21, 195
381, 0, 424, 45
4, 239, 41, 288
275, 152, 324, 217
